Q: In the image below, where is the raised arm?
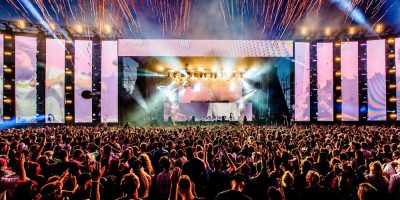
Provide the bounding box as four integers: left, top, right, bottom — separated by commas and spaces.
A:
223, 147, 237, 173
90, 162, 105, 200
168, 167, 182, 200
19, 154, 27, 181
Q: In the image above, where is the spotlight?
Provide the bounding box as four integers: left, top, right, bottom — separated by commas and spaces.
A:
348, 27, 356, 35
388, 38, 395, 45
104, 24, 112, 34
390, 113, 397, 119
194, 83, 201, 92
324, 27, 332, 36
336, 98, 342, 103
4, 98, 12, 104
4, 51, 12, 56
66, 100, 73, 104
17, 20, 26, 29
300, 27, 308, 36
374, 24, 384, 33
388, 54, 395, 59
75, 24, 83, 33
3, 116, 11, 120
66, 55, 72, 60
66, 85, 73, 90
158, 66, 165, 72
335, 57, 341, 62
66, 70, 72, 75
4, 84, 12, 89
389, 84, 396, 89
389, 69, 396, 74
49, 23, 56, 31
335, 71, 341, 77
4, 35, 12, 40
336, 114, 342, 119
334, 42, 341, 47
66, 115, 73, 121
4, 68, 12, 73
335, 86, 342, 90
389, 97, 396, 103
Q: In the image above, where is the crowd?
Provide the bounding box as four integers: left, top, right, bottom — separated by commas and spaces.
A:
0, 123, 400, 200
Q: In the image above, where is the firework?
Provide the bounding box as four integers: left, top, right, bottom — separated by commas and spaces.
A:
2, 0, 392, 38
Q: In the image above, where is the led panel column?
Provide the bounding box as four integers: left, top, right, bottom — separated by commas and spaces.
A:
396, 38, 400, 120
367, 39, 386, 121
74, 40, 93, 123
101, 41, 118, 123
15, 36, 37, 123
45, 39, 65, 123
294, 42, 310, 121
341, 42, 359, 121
317, 43, 333, 121
0, 35, 3, 123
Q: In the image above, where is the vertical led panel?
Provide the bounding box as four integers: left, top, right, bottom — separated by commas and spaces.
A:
294, 42, 310, 121
367, 40, 386, 121
396, 38, 400, 120
317, 43, 334, 121
45, 39, 65, 123
15, 36, 37, 123
0, 35, 3, 123
74, 40, 92, 123
101, 41, 118, 123
341, 42, 359, 121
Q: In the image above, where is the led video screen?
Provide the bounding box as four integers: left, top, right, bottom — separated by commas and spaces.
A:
367, 40, 386, 121
118, 39, 293, 57
45, 39, 65, 123
101, 41, 118, 123
317, 43, 333, 121
164, 103, 252, 122
341, 42, 359, 121
396, 38, 400, 120
0, 35, 3, 123
179, 79, 242, 103
294, 42, 310, 121
15, 36, 37, 123
74, 40, 93, 123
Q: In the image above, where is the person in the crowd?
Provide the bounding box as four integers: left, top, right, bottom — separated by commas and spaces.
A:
301, 170, 330, 200
365, 161, 389, 198
357, 183, 378, 200
280, 171, 295, 200
117, 172, 141, 200
215, 173, 253, 200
